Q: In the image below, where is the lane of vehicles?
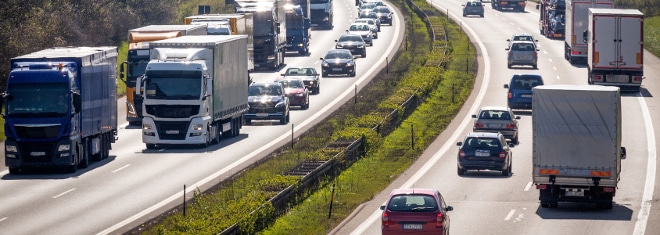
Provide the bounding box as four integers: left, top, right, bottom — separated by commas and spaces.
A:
120, 24, 208, 126
3, 47, 118, 174
532, 85, 626, 209
138, 35, 249, 149
585, 8, 644, 91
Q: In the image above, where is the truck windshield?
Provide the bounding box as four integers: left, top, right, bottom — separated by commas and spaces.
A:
286, 15, 306, 30
144, 70, 202, 100
252, 12, 274, 36
310, 0, 330, 3
6, 83, 69, 118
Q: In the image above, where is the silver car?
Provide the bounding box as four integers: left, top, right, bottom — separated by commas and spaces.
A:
348, 23, 374, 46
354, 18, 379, 38
471, 106, 520, 144
506, 41, 539, 69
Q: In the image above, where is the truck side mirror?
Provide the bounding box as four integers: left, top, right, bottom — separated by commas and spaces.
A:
72, 91, 81, 113
582, 30, 588, 43
0, 93, 4, 118
119, 61, 127, 84
136, 75, 148, 97
621, 147, 626, 159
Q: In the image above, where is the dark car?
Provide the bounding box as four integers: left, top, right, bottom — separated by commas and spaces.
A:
503, 74, 544, 109
280, 67, 320, 94
335, 33, 367, 58
274, 77, 310, 110
380, 188, 453, 235
457, 132, 513, 176
462, 0, 484, 17
472, 106, 520, 144
372, 6, 393, 25
244, 82, 289, 125
320, 49, 357, 77
358, 3, 377, 17
506, 40, 539, 69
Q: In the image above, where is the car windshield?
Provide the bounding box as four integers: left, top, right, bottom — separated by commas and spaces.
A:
278, 79, 304, 89
360, 3, 376, 10
478, 110, 512, 120
350, 24, 370, 31
355, 19, 374, 25
511, 76, 543, 89
286, 68, 315, 75
325, 51, 352, 59
374, 7, 391, 13
464, 137, 501, 148
248, 85, 282, 96
339, 35, 363, 42
387, 195, 438, 212
512, 35, 534, 42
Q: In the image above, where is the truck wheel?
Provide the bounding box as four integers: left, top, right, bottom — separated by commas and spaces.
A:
80, 140, 89, 168
8, 167, 20, 174
245, 119, 252, 125
146, 144, 157, 150
129, 121, 141, 126
233, 118, 241, 137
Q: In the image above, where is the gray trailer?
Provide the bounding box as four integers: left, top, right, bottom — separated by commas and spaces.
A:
532, 85, 626, 209
564, 0, 613, 64
138, 35, 249, 149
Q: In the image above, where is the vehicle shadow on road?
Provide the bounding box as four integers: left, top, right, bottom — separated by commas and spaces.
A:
620, 87, 653, 98
512, 110, 532, 116
457, 170, 513, 178
140, 134, 249, 154
535, 203, 633, 221
1, 155, 117, 180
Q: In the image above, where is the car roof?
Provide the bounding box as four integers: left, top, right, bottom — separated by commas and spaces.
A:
389, 188, 437, 196
479, 106, 510, 112
287, 66, 315, 69
466, 132, 502, 138
250, 82, 281, 87
327, 49, 352, 54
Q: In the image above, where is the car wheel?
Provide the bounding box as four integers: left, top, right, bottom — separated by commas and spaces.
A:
8, 167, 20, 174
533, 64, 538, 69
481, 14, 484, 17
314, 86, 320, 94
507, 64, 512, 69
457, 166, 465, 176
463, 13, 466, 17
322, 72, 328, 77
502, 165, 510, 176
351, 70, 356, 77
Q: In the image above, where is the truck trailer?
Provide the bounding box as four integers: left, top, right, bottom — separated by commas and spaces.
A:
585, 8, 644, 91
538, 0, 566, 39
564, 0, 613, 64
235, 0, 287, 70
138, 35, 249, 149
184, 13, 256, 75
2, 47, 118, 173
120, 24, 207, 126
532, 85, 626, 209
285, 1, 312, 55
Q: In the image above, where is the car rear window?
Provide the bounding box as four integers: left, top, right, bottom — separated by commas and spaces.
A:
387, 195, 438, 212
511, 75, 543, 89
511, 43, 534, 51
478, 110, 511, 120
464, 137, 501, 148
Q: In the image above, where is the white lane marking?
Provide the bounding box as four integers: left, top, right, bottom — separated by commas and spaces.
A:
52, 188, 76, 199
633, 92, 657, 235
504, 209, 515, 221
112, 164, 131, 173
352, 4, 493, 234
553, 66, 557, 71
0, 217, 7, 222
524, 181, 533, 191
98, 5, 405, 235
556, 75, 560, 80
547, 58, 552, 63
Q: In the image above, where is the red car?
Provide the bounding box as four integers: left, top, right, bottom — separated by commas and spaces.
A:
274, 77, 310, 110
380, 188, 453, 235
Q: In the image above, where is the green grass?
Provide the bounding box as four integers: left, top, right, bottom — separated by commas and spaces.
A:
645, 16, 660, 57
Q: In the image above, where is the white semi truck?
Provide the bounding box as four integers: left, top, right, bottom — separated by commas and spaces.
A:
585, 8, 644, 91
564, 0, 612, 64
138, 35, 249, 149
532, 85, 626, 209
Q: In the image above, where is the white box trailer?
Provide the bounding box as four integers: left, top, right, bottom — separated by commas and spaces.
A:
139, 35, 249, 149
564, 0, 612, 64
586, 8, 644, 91
532, 85, 626, 209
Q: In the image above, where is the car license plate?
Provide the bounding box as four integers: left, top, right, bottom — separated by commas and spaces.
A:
565, 189, 584, 197
475, 150, 490, 157
402, 224, 423, 230
286, 44, 292, 47
256, 113, 268, 117
521, 94, 532, 98
332, 68, 343, 71
166, 130, 179, 134
488, 124, 502, 128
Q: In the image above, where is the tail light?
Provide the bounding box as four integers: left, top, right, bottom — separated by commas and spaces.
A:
436, 213, 444, 227
633, 76, 643, 82
571, 50, 580, 55
459, 150, 466, 158
508, 92, 513, 99
474, 122, 485, 128
505, 123, 516, 129
536, 184, 547, 190
603, 187, 615, 193
382, 212, 389, 227
499, 151, 506, 159
593, 75, 603, 81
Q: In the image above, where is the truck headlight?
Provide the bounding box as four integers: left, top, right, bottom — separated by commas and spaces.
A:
6, 144, 17, 152
192, 124, 204, 131
57, 144, 71, 152
143, 123, 154, 130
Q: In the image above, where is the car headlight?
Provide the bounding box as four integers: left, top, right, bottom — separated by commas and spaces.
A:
275, 101, 287, 108
6, 144, 17, 152
322, 62, 329, 67
57, 144, 71, 152
336, 44, 343, 48
357, 44, 365, 48
346, 62, 355, 67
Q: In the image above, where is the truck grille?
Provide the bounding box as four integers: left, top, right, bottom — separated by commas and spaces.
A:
155, 121, 190, 140
145, 105, 200, 118
19, 142, 55, 162
15, 125, 61, 139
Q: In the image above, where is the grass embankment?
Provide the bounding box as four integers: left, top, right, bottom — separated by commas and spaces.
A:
138, 0, 475, 233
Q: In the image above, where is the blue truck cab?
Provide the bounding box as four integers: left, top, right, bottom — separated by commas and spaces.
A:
285, 2, 312, 55
2, 47, 118, 174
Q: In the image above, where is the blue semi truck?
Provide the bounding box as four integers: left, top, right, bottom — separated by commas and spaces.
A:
285, 0, 312, 55
2, 47, 118, 174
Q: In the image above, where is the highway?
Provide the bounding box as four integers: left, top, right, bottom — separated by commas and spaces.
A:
0, 0, 405, 234
331, 0, 660, 235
